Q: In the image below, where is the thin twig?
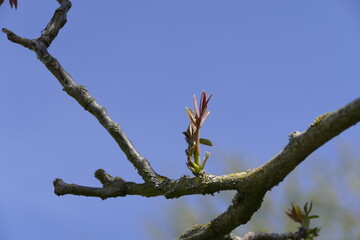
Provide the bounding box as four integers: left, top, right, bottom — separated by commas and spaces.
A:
2, 0, 163, 187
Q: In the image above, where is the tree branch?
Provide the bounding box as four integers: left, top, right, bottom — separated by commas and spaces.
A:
176, 98, 360, 239
51, 97, 360, 202
2, 0, 162, 187
3, 1, 360, 239
39, 0, 72, 47
53, 169, 162, 199
178, 191, 267, 240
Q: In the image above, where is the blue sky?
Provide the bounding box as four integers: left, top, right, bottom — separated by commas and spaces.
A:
1, 1, 360, 239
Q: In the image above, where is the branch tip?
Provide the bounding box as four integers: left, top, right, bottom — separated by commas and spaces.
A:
53, 178, 65, 196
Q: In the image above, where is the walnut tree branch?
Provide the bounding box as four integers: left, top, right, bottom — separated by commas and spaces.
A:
52, 95, 360, 239
2, 0, 162, 187
53, 98, 360, 240
176, 98, 360, 239
50, 98, 360, 201
3, 1, 360, 239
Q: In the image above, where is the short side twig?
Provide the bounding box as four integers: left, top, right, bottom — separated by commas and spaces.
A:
53, 169, 162, 199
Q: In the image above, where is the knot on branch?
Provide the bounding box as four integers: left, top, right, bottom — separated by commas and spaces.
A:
95, 169, 124, 187
53, 178, 71, 196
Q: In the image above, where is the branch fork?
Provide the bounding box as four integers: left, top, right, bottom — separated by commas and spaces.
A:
3, 1, 360, 239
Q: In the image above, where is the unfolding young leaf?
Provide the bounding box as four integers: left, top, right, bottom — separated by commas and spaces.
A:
199, 138, 213, 146
199, 110, 210, 127
185, 107, 196, 124
193, 95, 200, 117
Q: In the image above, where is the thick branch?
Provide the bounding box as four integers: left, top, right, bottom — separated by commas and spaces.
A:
176, 98, 360, 239
178, 191, 266, 240
2, 0, 162, 186
258, 97, 360, 191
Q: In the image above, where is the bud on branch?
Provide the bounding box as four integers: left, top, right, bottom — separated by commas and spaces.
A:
286, 202, 321, 240
183, 91, 213, 175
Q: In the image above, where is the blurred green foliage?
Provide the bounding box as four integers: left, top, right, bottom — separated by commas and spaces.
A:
145, 141, 360, 240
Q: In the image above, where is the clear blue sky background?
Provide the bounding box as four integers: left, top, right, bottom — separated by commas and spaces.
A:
1, 1, 359, 239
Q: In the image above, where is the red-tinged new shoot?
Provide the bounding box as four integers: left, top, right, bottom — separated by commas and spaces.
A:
183, 91, 213, 175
